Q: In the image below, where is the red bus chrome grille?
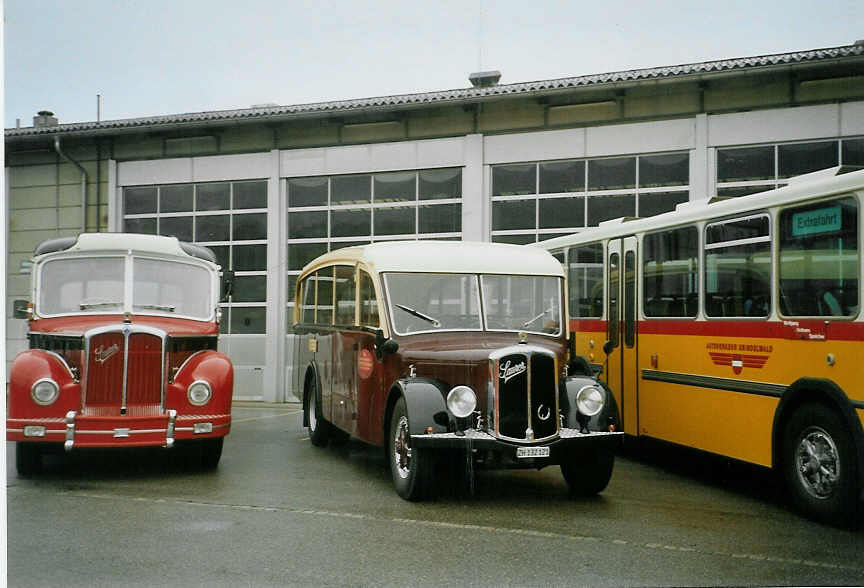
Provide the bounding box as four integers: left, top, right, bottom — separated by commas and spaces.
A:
84, 328, 166, 412
86, 332, 125, 406
127, 333, 162, 405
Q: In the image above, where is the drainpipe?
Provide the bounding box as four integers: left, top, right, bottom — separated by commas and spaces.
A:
53, 136, 88, 234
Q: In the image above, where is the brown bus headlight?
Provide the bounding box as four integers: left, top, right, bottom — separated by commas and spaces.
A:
447, 386, 477, 418
31, 378, 59, 405
575, 384, 605, 417
187, 380, 212, 406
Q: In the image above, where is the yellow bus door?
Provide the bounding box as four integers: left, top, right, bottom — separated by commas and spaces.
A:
605, 241, 623, 429
622, 237, 639, 435
605, 238, 639, 435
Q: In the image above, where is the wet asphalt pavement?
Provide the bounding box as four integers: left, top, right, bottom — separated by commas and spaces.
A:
7, 403, 864, 587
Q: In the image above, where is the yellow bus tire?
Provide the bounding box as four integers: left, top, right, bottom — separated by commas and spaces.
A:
782, 403, 860, 527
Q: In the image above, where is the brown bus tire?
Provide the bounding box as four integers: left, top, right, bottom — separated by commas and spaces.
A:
305, 374, 330, 447
560, 448, 615, 496
782, 403, 860, 527
389, 397, 434, 501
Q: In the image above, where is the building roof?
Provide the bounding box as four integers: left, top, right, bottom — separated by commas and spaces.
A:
6, 42, 863, 139
301, 240, 565, 277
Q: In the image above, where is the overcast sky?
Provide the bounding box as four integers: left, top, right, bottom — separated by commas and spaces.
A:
4, 0, 862, 128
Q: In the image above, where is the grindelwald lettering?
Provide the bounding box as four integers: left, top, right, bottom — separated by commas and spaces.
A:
499, 359, 527, 383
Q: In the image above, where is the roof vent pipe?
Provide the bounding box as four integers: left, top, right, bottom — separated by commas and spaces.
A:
34, 110, 59, 127
468, 70, 502, 88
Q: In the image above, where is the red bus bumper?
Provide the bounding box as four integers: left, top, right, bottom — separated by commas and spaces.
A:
7, 411, 231, 449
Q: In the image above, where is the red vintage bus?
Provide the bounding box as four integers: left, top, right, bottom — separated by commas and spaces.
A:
8, 233, 233, 473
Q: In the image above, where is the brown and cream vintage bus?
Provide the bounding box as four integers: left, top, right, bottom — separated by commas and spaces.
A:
291, 240, 621, 500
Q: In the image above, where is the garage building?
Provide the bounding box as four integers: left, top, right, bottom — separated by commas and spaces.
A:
5, 41, 864, 401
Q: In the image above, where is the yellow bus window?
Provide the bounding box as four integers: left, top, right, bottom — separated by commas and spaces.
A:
642, 226, 699, 318
779, 197, 858, 317
704, 215, 771, 318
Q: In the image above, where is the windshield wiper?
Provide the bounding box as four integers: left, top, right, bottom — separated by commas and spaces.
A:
394, 303, 441, 327
79, 299, 123, 310
522, 307, 554, 328
136, 303, 176, 312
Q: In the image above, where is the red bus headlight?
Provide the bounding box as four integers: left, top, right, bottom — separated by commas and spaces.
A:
187, 380, 212, 406
31, 378, 60, 405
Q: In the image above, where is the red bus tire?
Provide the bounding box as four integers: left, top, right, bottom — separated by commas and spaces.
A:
16, 443, 43, 476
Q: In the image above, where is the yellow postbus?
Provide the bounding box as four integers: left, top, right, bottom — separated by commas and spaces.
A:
536, 166, 864, 525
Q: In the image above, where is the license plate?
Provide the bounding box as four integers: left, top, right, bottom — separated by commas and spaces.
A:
516, 446, 550, 458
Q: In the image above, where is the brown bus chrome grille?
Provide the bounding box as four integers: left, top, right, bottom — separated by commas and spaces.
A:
492, 346, 559, 443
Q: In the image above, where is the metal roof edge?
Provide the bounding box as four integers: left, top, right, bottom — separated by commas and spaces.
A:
6, 42, 863, 138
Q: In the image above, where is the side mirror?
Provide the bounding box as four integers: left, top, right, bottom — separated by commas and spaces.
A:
375, 329, 399, 360
13, 300, 31, 319
220, 270, 235, 302
602, 340, 614, 355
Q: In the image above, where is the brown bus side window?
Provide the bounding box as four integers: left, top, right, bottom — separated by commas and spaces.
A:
779, 196, 859, 317
359, 270, 379, 328
299, 274, 316, 323
316, 267, 334, 325
334, 265, 356, 326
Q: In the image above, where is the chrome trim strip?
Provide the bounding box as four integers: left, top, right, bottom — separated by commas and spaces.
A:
641, 370, 786, 397
121, 329, 130, 413
75, 429, 167, 435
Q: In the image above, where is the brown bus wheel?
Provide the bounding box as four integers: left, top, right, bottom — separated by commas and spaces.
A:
782, 402, 859, 527
389, 397, 433, 501
305, 375, 330, 447
560, 448, 614, 496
